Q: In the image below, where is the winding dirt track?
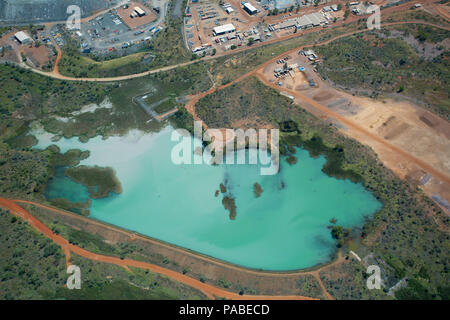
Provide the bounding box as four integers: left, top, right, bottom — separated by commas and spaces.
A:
255, 72, 450, 185
0, 197, 319, 300
4, 5, 448, 300
50, 38, 62, 75
431, 2, 450, 21
186, 21, 450, 163
24, 0, 448, 82
11, 198, 340, 299
186, 20, 450, 120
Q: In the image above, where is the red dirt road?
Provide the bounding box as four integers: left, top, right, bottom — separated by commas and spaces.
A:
255, 72, 450, 186
14, 199, 338, 299
51, 39, 62, 75
30, 0, 449, 82
0, 197, 317, 300
184, 20, 450, 189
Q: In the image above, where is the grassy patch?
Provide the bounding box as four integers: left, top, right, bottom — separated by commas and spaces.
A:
196, 76, 297, 128
0, 208, 67, 299
0, 64, 109, 117
0, 206, 206, 300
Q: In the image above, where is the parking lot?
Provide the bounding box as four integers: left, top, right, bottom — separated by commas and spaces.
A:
73, 0, 169, 55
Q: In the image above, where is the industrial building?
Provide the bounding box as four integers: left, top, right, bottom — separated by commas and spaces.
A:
225, 7, 234, 14
297, 15, 313, 28
308, 13, 322, 26
14, 31, 31, 44
213, 23, 236, 36
134, 6, 146, 17
243, 2, 257, 15
275, 12, 327, 30
277, 18, 298, 29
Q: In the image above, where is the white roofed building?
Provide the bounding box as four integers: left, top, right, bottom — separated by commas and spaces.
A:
213, 23, 236, 36
243, 2, 257, 15
134, 6, 146, 17
14, 31, 31, 44
297, 15, 313, 28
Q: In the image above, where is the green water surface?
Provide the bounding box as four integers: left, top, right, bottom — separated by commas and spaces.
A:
33, 126, 382, 270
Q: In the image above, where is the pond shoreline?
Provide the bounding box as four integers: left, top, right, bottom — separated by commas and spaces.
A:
30, 124, 382, 270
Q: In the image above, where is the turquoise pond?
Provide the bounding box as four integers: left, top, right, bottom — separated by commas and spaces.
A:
32, 126, 382, 271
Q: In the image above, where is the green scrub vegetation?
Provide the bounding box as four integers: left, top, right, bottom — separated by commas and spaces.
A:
315, 29, 450, 119
185, 75, 449, 299
0, 208, 206, 300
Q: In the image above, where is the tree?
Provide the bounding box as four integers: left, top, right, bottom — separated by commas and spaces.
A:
331, 226, 344, 239
248, 37, 255, 46
344, 9, 350, 19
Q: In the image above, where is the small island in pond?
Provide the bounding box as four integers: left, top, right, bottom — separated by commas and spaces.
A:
222, 196, 237, 220
65, 165, 122, 199
253, 182, 263, 198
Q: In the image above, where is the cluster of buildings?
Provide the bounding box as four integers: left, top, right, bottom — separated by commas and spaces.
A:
323, 4, 340, 12
273, 12, 325, 30
221, 3, 235, 14
302, 49, 319, 62
274, 62, 299, 79
220, 2, 258, 16
130, 6, 146, 18
270, 6, 339, 31
348, 2, 376, 15
189, 0, 343, 54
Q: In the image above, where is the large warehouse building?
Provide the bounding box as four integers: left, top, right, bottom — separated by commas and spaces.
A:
213, 23, 236, 36
243, 2, 257, 15
275, 12, 327, 30
14, 31, 31, 44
